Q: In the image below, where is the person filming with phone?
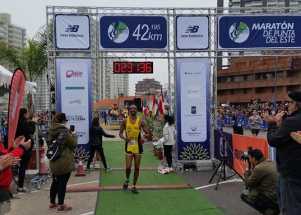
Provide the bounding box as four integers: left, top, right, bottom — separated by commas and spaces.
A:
241, 149, 279, 215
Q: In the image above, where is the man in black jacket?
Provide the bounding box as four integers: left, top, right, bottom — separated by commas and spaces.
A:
86, 117, 115, 171
264, 91, 301, 215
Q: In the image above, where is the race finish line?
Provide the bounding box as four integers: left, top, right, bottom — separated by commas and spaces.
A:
46, 5, 301, 215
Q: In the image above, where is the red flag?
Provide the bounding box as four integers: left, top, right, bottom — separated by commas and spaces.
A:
158, 88, 165, 115
152, 95, 157, 114
7, 68, 26, 149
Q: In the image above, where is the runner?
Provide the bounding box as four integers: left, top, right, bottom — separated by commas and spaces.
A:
119, 104, 151, 194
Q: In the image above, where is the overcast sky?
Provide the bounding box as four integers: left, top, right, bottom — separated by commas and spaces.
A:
1, 0, 218, 95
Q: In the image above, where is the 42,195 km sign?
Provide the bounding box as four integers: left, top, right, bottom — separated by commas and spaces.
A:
100, 16, 167, 49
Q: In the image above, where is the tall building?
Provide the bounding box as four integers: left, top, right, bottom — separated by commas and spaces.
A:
217, 57, 301, 104
135, 78, 162, 96
0, 13, 26, 49
102, 59, 129, 99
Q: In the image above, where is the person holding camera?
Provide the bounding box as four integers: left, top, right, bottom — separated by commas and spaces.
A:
241, 149, 279, 215
264, 91, 301, 215
48, 113, 77, 212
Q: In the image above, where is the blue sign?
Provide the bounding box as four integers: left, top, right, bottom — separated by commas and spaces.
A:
219, 16, 301, 49
176, 59, 211, 161
100, 16, 167, 49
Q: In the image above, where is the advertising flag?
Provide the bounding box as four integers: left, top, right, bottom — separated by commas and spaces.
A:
7, 68, 26, 149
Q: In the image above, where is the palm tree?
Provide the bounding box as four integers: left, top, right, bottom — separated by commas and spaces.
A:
20, 39, 47, 81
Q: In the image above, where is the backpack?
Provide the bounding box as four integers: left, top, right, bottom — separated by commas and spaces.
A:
46, 129, 68, 161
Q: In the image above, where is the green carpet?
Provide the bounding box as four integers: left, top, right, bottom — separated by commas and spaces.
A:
103, 141, 160, 168
95, 190, 223, 215
100, 171, 185, 186
96, 140, 223, 215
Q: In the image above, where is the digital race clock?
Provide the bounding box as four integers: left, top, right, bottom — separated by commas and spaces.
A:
113, 62, 153, 74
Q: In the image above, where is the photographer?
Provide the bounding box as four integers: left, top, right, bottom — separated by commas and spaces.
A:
241, 149, 279, 215
264, 91, 301, 215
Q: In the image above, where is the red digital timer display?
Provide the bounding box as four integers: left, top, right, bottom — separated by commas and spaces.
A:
113, 62, 153, 74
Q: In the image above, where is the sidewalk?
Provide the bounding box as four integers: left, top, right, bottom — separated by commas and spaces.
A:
10, 170, 99, 215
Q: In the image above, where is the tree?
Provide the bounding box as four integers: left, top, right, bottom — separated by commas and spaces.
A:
0, 27, 48, 81
0, 41, 21, 68
20, 39, 47, 81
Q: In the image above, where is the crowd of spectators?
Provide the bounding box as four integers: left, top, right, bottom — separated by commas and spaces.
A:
216, 100, 292, 133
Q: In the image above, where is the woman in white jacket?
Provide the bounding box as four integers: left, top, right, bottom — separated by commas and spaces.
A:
161, 115, 176, 172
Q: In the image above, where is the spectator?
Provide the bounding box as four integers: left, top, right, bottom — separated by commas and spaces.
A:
249, 110, 263, 136
86, 117, 115, 171
161, 115, 176, 172
264, 91, 301, 215
0, 119, 8, 149
48, 112, 77, 212
241, 149, 279, 215
0, 136, 31, 214
103, 111, 108, 125
15, 108, 36, 193
232, 111, 244, 135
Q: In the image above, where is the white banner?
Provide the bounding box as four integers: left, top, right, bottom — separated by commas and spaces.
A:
55, 15, 90, 49
178, 58, 209, 142
176, 16, 209, 50
56, 58, 91, 145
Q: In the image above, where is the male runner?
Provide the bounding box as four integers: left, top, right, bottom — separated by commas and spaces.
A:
119, 104, 151, 194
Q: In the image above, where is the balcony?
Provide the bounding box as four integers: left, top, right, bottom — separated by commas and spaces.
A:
218, 78, 301, 90
218, 92, 289, 104
218, 57, 293, 77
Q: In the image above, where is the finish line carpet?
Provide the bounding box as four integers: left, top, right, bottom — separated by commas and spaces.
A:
95, 141, 223, 215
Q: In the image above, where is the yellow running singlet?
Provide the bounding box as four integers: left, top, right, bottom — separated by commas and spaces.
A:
125, 117, 141, 154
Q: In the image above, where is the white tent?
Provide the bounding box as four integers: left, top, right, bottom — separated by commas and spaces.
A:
0, 65, 12, 86
0, 65, 37, 94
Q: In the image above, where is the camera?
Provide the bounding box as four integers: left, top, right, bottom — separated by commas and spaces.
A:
240, 147, 253, 162
240, 151, 249, 161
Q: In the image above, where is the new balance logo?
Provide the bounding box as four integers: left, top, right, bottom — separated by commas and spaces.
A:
65, 25, 79, 32
185, 25, 199, 33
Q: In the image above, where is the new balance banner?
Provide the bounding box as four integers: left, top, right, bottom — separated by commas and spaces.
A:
8, 68, 26, 149
55, 15, 90, 49
176, 16, 209, 50
219, 16, 301, 49
56, 59, 92, 145
176, 58, 211, 160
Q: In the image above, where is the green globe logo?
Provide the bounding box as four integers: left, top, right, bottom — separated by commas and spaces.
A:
229, 22, 250, 43
108, 21, 129, 44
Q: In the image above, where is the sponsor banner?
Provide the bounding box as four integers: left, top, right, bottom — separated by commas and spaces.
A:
8, 68, 26, 149
100, 16, 167, 49
176, 58, 211, 160
55, 15, 90, 49
176, 16, 209, 50
232, 134, 269, 177
214, 130, 233, 168
219, 15, 301, 49
56, 59, 92, 145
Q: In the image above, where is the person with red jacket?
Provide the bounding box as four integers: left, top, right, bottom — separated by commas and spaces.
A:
0, 136, 31, 192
